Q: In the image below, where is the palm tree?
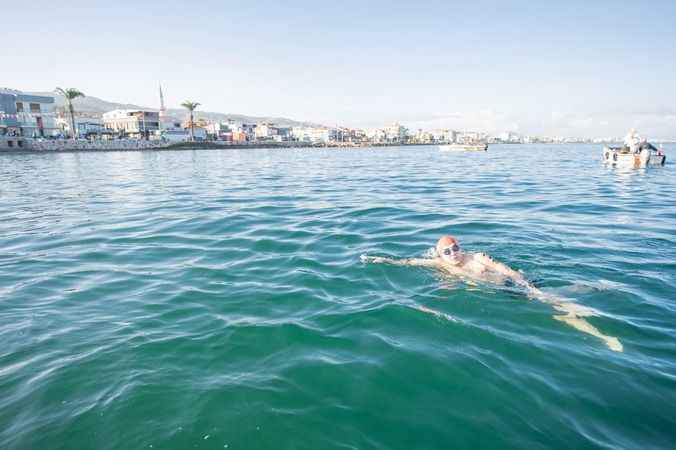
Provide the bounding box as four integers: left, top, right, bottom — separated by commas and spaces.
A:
55, 88, 85, 139
181, 101, 201, 142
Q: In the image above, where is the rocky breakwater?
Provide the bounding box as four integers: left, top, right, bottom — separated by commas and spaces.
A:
1, 137, 171, 152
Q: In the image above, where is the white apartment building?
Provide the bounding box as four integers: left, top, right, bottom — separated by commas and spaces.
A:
292, 127, 338, 143
498, 131, 521, 143
255, 123, 277, 140
205, 122, 232, 139
456, 131, 487, 143
256, 123, 291, 141
365, 128, 386, 143
382, 123, 408, 143
102, 109, 160, 137
430, 129, 456, 143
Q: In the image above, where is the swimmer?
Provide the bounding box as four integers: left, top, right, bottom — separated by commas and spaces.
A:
361, 235, 623, 352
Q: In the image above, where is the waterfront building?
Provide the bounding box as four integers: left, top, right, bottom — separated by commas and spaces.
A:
205, 122, 233, 141
227, 123, 256, 142
498, 131, 521, 143
430, 129, 456, 143
256, 123, 291, 141
241, 124, 257, 141
365, 128, 386, 143
275, 127, 292, 142
335, 127, 351, 143
231, 131, 247, 143
365, 123, 409, 144
383, 123, 408, 143
159, 129, 191, 142
255, 122, 275, 140
162, 117, 182, 130
348, 128, 367, 144
102, 109, 160, 138
291, 126, 338, 144
190, 127, 208, 141
55, 114, 108, 138
456, 131, 487, 144
159, 125, 206, 142
411, 129, 434, 144
0, 88, 57, 137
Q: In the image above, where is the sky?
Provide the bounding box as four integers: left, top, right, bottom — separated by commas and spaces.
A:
4, 0, 676, 138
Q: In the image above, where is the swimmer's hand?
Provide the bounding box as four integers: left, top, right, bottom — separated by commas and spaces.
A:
360, 254, 388, 264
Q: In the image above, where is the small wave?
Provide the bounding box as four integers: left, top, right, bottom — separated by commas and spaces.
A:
415, 304, 460, 323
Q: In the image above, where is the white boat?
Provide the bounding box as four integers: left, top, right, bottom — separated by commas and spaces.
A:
438, 143, 488, 152
603, 144, 666, 168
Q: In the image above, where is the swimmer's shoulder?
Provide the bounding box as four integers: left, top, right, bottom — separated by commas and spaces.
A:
471, 252, 495, 264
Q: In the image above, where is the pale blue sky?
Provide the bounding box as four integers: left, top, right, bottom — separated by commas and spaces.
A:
4, 0, 676, 137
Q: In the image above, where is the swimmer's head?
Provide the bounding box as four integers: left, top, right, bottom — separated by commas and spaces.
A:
436, 235, 462, 264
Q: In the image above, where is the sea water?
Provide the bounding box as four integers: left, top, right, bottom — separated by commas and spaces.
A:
1, 144, 675, 449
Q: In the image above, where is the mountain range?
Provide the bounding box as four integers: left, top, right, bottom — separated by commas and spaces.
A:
32, 92, 322, 128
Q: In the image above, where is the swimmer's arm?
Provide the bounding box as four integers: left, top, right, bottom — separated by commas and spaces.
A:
472, 252, 530, 287
360, 255, 438, 267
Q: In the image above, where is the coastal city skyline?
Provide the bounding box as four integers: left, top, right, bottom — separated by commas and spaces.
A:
4, 85, 666, 147
4, 0, 676, 139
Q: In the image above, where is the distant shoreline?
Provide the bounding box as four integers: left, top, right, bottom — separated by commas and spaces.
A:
2, 140, 670, 156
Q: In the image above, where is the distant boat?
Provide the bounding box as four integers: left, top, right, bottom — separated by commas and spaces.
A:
439, 143, 488, 152
603, 143, 666, 168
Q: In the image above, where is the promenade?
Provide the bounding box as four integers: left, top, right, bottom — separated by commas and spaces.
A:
0, 137, 443, 153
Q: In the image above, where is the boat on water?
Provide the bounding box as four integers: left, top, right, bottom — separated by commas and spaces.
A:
603, 145, 666, 168
438, 143, 488, 152
603, 129, 666, 168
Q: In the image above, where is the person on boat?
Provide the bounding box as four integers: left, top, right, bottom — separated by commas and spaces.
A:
361, 235, 623, 352
624, 128, 640, 153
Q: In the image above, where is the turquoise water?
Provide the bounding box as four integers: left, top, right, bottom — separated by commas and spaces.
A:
1, 144, 675, 449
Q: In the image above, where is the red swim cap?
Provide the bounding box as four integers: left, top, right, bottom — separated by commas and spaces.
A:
436, 235, 459, 254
